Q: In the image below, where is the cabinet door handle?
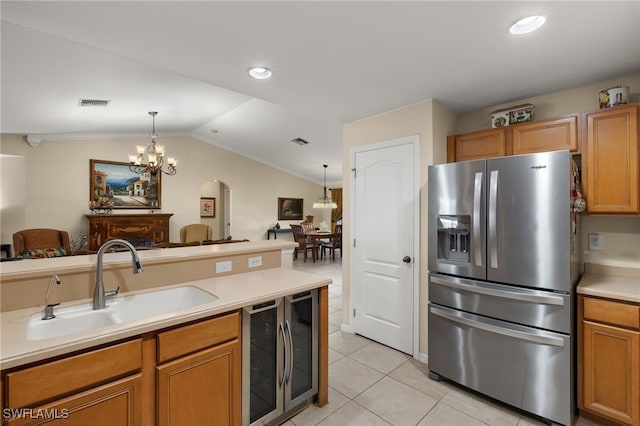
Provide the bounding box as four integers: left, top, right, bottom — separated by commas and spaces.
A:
279, 321, 287, 388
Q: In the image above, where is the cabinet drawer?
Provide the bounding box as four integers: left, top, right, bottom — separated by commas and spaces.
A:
157, 310, 240, 363
584, 297, 640, 329
6, 339, 142, 408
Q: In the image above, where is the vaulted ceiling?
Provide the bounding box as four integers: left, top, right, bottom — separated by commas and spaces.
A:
2, 1, 639, 184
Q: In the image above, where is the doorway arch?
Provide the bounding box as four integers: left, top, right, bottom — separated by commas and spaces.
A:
199, 179, 232, 239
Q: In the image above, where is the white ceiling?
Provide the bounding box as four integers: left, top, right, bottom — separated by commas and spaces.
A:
1, 1, 639, 184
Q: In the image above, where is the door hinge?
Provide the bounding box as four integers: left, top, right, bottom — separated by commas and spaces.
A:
353, 238, 356, 248
353, 308, 356, 317
351, 167, 356, 178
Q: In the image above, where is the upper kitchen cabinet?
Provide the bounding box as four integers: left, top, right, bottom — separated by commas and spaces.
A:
511, 114, 579, 155
585, 103, 639, 214
447, 128, 507, 162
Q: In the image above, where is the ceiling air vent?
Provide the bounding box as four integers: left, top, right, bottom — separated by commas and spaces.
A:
78, 99, 110, 107
291, 137, 309, 146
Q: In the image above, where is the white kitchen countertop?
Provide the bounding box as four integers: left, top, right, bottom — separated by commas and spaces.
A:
0, 267, 330, 371
576, 263, 640, 303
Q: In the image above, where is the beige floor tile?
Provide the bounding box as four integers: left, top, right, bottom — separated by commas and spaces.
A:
290, 387, 350, 426
417, 402, 487, 426
317, 401, 391, 426
349, 341, 410, 374
328, 310, 342, 326
328, 348, 344, 364
329, 357, 384, 399
440, 390, 519, 426
355, 376, 438, 426
328, 331, 371, 355
388, 360, 450, 400
328, 323, 339, 334
516, 415, 548, 425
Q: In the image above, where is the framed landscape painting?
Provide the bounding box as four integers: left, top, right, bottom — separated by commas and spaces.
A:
90, 159, 161, 209
278, 197, 303, 220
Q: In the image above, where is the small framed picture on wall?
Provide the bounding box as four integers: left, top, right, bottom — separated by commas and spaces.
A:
200, 197, 215, 217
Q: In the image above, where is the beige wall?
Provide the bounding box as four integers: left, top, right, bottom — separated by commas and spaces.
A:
342, 99, 457, 359
0, 134, 331, 248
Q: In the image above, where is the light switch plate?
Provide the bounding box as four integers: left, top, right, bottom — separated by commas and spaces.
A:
588, 233, 603, 250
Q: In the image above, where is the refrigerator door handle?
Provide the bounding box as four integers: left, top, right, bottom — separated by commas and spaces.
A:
431, 306, 565, 347
430, 275, 565, 306
473, 171, 483, 267
488, 170, 499, 269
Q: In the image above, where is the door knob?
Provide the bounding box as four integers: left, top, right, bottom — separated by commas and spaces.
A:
402, 256, 411, 263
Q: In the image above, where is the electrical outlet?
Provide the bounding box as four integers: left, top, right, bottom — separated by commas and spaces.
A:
216, 260, 232, 273
248, 256, 262, 268
588, 233, 603, 251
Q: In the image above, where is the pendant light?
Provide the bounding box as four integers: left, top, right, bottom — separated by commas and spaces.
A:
313, 164, 337, 209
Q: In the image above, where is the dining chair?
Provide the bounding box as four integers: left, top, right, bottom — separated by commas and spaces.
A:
321, 224, 342, 261
291, 224, 314, 262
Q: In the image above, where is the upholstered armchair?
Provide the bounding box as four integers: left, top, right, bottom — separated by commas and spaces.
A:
13, 228, 72, 258
179, 224, 213, 244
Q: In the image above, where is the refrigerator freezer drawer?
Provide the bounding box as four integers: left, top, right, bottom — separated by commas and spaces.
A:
429, 273, 572, 333
428, 304, 573, 426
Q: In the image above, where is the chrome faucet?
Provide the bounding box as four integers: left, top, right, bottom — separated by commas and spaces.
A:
94, 239, 143, 310
42, 274, 61, 320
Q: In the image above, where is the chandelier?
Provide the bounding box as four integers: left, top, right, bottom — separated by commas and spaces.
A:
129, 111, 177, 176
313, 164, 337, 209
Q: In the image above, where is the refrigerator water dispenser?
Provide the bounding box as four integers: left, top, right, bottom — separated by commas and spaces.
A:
437, 215, 471, 262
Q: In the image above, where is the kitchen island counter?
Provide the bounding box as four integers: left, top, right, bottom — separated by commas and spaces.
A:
1, 267, 330, 370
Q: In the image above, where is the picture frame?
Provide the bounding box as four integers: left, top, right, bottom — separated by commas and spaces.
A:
90, 159, 161, 209
200, 197, 216, 218
277, 197, 303, 221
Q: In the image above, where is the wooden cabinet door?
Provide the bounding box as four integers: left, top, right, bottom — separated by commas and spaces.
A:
156, 339, 241, 426
447, 128, 507, 162
5, 375, 142, 426
586, 104, 639, 213
583, 321, 640, 425
511, 114, 578, 155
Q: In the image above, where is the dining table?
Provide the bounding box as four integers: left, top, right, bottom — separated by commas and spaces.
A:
304, 230, 335, 261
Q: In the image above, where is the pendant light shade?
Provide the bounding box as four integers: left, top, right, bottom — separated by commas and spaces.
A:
313, 164, 337, 209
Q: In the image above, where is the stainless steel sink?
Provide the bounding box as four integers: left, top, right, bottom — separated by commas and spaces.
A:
27, 286, 218, 341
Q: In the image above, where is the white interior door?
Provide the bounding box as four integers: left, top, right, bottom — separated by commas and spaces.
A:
351, 136, 418, 355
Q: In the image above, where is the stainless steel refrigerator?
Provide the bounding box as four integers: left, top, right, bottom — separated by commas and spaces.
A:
427, 150, 581, 426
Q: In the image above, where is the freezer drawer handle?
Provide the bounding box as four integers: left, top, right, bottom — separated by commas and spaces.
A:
431, 307, 565, 347
430, 275, 565, 306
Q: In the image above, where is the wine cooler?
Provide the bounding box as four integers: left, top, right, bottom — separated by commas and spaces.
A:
242, 289, 318, 425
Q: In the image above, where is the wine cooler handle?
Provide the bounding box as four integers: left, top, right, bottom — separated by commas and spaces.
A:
284, 320, 294, 385
279, 321, 287, 388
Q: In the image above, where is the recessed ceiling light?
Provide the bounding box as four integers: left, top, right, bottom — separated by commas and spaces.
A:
247, 67, 272, 80
509, 15, 546, 35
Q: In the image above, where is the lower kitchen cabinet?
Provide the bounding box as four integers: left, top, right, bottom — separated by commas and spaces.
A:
2, 339, 143, 426
156, 311, 242, 426
157, 340, 240, 426
580, 296, 640, 426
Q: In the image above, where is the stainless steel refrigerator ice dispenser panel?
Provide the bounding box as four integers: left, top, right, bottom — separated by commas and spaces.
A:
436, 215, 471, 263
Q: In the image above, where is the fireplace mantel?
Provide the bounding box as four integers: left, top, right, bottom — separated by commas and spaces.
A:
85, 213, 173, 250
